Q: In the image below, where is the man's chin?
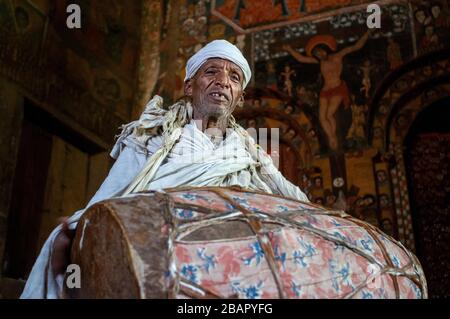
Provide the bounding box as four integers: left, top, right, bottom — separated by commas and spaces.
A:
209, 109, 227, 117
207, 102, 230, 113
205, 108, 230, 120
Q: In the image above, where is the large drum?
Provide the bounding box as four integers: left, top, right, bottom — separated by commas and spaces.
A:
67, 186, 427, 299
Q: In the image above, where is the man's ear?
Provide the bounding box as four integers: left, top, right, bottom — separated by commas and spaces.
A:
237, 94, 245, 108
184, 80, 193, 97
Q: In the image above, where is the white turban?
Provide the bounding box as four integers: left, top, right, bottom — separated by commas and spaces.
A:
184, 39, 252, 88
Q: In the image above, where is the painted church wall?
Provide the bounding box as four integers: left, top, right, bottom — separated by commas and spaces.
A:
157, 0, 450, 250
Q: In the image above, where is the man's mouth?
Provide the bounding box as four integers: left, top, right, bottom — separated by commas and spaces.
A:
208, 91, 229, 101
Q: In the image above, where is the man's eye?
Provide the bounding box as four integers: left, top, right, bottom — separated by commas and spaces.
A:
231, 74, 240, 82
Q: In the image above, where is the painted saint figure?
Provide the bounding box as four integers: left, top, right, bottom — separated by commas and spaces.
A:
386, 37, 403, 70
283, 31, 370, 150
346, 100, 367, 142
420, 25, 439, 53
280, 64, 295, 96
266, 61, 278, 90
359, 60, 375, 98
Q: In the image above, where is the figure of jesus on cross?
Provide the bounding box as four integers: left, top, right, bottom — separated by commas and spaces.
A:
283, 30, 371, 150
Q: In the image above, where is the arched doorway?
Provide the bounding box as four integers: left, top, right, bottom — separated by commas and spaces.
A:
404, 98, 450, 298
367, 48, 450, 251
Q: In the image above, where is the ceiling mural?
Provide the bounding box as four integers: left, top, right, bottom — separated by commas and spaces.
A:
211, 0, 378, 32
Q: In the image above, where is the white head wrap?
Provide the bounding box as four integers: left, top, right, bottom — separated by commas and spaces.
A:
184, 39, 252, 88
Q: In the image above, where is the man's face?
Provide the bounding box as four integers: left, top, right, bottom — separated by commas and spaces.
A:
380, 195, 389, 208
377, 170, 386, 182
326, 195, 336, 205
356, 198, 364, 207
415, 10, 425, 23
314, 177, 322, 187
431, 5, 440, 18
313, 47, 328, 61
364, 196, 374, 207
185, 58, 244, 119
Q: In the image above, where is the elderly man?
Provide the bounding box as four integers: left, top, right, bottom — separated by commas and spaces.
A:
21, 39, 309, 299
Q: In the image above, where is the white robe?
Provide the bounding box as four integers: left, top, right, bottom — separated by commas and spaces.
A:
20, 120, 309, 299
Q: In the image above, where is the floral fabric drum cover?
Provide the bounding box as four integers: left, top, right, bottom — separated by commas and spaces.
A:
70, 186, 427, 299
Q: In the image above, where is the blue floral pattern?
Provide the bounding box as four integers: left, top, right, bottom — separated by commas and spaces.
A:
291, 281, 302, 297
274, 245, 286, 270
360, 236, 374, 252
276, 205, 289, 213
175, 208, 198, 220
293, 237, 317, 268
231, 281, 264, 299
197, 248, 217, 273
170, 189, 424, 299
362, 290, 373, 299
390, 255, 401, 267
243, 241, 265, 266
180, 264, 200, 284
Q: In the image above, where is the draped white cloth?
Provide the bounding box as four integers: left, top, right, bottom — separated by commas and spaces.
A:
139, 121, 309, 201
20, 118, 309, 299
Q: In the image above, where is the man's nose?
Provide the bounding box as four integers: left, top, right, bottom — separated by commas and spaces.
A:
214, 71, 230, 87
